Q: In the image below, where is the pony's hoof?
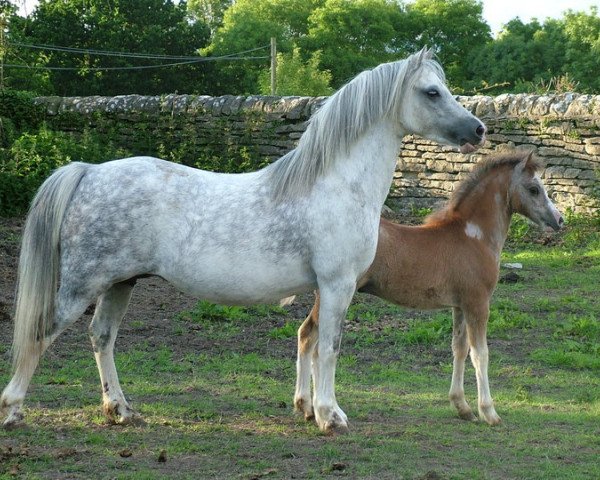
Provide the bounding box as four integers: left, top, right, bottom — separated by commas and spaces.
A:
323, 418, 350, 436
319, 411, 350, 435
103, 402, 144, 426
119, 413, 146, 426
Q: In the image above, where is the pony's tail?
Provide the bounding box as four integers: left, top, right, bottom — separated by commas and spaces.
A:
12, 162, 89, 372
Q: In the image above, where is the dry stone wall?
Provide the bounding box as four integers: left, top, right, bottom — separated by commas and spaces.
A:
35, 93, 599, 214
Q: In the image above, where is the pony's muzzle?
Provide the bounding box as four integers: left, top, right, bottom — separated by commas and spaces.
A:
458, 122, 486, 154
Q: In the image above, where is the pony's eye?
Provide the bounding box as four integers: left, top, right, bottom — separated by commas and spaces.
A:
528, 186, 540, 196
426, 89, 440, 98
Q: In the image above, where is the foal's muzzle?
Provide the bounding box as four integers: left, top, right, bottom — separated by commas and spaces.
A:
546, 215, 564, 232
543, 210, 564, 232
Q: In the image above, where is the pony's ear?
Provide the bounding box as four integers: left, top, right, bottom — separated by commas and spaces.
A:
418, 46, 433, 61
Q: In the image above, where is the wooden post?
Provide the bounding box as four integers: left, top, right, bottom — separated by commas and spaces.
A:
270, 37, 276, 95
0, 15, 5, 90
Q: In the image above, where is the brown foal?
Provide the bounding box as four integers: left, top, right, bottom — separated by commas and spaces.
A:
294, 151, 564, 426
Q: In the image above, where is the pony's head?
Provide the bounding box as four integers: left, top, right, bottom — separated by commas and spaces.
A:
393, 48, 486, 153
509, 152, 564, 231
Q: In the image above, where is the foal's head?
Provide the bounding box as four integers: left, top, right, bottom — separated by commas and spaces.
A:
507, 152, 564, 231
426, 151, 564, 232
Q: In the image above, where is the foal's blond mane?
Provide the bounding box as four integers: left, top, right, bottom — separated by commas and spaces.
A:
424, 152, 542, 225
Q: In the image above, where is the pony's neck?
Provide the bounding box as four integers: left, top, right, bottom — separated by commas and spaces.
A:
456, 169, 513, 260
330, 120, 405, 209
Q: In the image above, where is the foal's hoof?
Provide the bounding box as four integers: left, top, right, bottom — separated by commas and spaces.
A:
2, 410, 26, 430
480, 406, 502, 426
483, 414, 502, 426
294, 398, 315, 421
458, 410, 477, 422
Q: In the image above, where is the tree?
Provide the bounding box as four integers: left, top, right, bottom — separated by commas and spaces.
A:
302, 0, 410, 88
188, 0, 234, 37
406, 0, 492, 87
206, 0, 492, 94
0, 1, 54, 93
466, 8, 600, 94
16, 0, 211, 96
205, 0, 323, 94
258, 47, 333, 96
466, 19, 551, 92
562, 7, 600, 92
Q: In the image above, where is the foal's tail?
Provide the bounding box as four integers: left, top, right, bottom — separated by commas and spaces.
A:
12, 162, 89, 372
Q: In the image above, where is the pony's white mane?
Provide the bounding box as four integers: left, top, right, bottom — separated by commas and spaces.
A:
267, 48, 444, 202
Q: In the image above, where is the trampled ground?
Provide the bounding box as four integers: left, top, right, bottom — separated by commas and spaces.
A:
0, 215, 599, 479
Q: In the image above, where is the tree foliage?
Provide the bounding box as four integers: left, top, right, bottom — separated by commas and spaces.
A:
204, 0, 323, 94
7, 0, 211, 95
302, 0, 411, 87
1, 0, 599, 96
258, 47, 333, 96
407, 0, 491, 86
188, 0, 233, 36
465, 7, 600, 94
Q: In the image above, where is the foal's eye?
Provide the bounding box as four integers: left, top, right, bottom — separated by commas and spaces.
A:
426, 89, 440, 98
528, 186, 540, 196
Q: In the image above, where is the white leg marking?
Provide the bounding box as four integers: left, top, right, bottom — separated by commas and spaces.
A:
449, 308, 476, 421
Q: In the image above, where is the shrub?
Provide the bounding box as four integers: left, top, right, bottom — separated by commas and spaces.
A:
0, 126, 129, 215
0, 89, 46, 131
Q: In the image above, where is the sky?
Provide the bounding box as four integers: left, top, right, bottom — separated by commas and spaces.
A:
481, 0, 598, 35
16, 0, 600, 36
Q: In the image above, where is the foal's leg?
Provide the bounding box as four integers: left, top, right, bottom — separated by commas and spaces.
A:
89, 282, 141, 425
294, 293, 320, 420
312, 281, 353, 434
465, 304, 501, 425
1, 289, 91, 429
448, 307, 476, 421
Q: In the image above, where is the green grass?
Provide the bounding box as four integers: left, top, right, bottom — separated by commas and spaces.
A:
1, 213, 599, 478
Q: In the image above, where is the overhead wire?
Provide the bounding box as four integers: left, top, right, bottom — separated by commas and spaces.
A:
3, 41, 271, 71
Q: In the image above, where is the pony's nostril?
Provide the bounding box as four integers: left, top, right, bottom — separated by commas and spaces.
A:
558, 216, 564, 226
475, 124, 486, 137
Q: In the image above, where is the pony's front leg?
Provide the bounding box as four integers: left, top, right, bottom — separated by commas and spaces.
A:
312, 282, 353, 434
449, 307, 476, 421
465, 304, 501, 426
294, 293, 319, 420
89, 283, 143, 425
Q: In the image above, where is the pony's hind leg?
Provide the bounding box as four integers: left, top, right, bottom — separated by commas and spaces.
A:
465, 303, 501, 426
1, 334, 58, 429
1, 291, 91, 429
89, 282, 141, 425
294, 293, 320, 420
448, 307, 476, 421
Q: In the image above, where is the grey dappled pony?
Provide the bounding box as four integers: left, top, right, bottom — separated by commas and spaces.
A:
1, 49, 485, 433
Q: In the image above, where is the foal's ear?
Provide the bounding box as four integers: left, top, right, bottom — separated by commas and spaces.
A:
516, 151, 537, 174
